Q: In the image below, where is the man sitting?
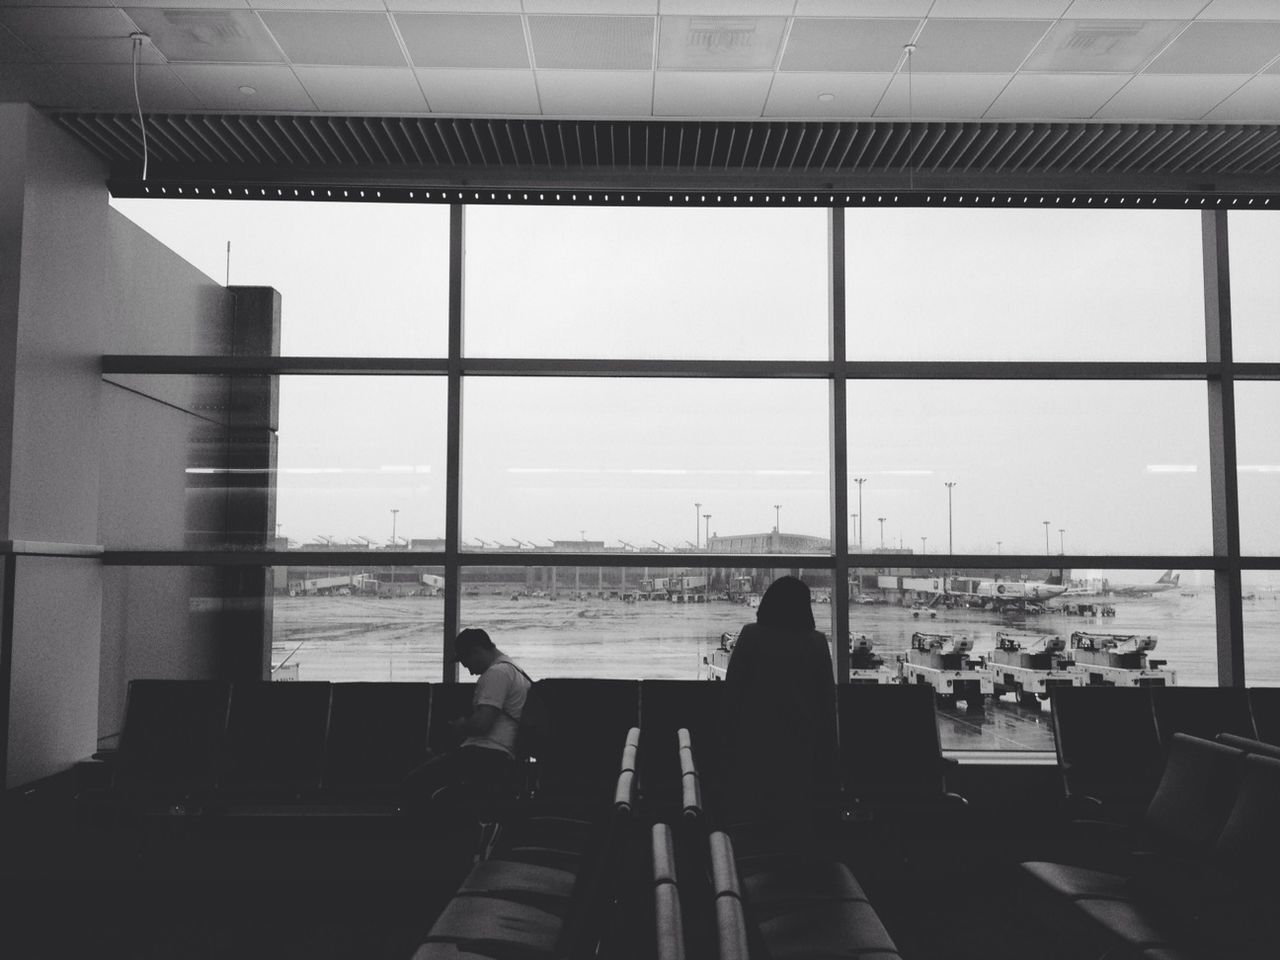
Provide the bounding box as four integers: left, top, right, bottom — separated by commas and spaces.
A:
406, 627, 532, 810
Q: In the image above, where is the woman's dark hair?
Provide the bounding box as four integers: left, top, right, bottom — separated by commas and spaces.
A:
755, 576, 816, 631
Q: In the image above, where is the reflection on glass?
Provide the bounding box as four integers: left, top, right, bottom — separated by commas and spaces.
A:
846, 209, 1204, 361
458, 567, 832, 681
1243, 571, 1280, 686
1227, 212, 1280, 361
271, 565, 444, 682
464, 206, 829, 359
462, 378, 830, 552
847, 381, 1211, 556
1236, 382, 1280, 557
109, 199, 450, 356
100, 375, 447, 550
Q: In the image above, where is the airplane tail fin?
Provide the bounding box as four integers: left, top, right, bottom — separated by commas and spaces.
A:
1158, 569, 1178, 585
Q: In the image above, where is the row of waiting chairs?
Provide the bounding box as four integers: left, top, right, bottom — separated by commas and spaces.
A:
94, 678, 966, 817
100, 678, 1280, 823
1022, 731, 1280, 960
1049, 686, 1280, 818
415, 726, 906, 960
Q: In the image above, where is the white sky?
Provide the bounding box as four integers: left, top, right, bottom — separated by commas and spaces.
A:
108, 199, 1280, 557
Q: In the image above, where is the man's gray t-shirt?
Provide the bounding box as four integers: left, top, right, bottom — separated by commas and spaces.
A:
461, 655, 530, 758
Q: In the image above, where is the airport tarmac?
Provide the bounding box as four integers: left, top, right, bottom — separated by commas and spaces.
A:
271, 588, 1280, 753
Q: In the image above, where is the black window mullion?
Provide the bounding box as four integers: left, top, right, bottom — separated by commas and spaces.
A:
1202, 209, 1245, 686
444, 204, 464, 680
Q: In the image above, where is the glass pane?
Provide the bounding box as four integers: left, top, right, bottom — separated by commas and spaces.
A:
462, 378, 830, 552
846, 209, 1204, 360
273, 564, 445, 681
1228, 212, 1280, 361
846, 566, 1212, 751
101, 374, 446, 549
1237, 382, 1280, 556
463, 206, 829, 359
847, 381, 1212, 556
1243, 571, 1280, 686
458, 566, 832, 680
109, 199, 449, 356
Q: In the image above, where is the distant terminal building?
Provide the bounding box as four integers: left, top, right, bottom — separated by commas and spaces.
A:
706, 529, 831, 554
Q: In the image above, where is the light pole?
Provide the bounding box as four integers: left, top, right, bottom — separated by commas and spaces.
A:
944, 481, 957, 554
1059, 529, 1065, 555
921, 536, 927, 554
997, 540, 1002, 555
704, 513, 711, 549
694, 502, 701, 549
773, 504, 781, 533
853, 478, 866, 551
851, 513, 857, 552
1043, 521, 1051, 555
877, 517, 886, 549
390, 508, 398, 546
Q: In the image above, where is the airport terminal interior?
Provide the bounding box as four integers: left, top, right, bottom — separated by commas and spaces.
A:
4, 3, 1280, 958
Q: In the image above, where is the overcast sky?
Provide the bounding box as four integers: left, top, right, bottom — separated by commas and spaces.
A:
109, 199, 1280, 561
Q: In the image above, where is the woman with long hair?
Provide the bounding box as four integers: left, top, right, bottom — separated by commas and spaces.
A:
719, 575, 838, 850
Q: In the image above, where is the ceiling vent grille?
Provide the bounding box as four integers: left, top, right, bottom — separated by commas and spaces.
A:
51, 114, 1280, 184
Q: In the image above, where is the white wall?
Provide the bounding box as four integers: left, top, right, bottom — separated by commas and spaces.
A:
0, 105, 107, 786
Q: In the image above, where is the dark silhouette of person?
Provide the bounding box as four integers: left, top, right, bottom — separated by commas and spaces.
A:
720, 575, 838, 850
405, 628, 531, 811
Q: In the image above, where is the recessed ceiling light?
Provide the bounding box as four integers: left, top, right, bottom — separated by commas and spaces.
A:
817, 93, 835, 103
239, 85, 256, 96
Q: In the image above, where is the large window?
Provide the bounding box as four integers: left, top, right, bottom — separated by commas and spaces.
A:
105, 197, 1278, 753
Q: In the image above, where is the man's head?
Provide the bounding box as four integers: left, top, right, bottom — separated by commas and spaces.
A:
454, 627, 497, 676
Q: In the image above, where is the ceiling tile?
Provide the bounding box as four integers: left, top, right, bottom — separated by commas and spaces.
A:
171, 63, 313, 110
294, 66, 428, 113
658, 16, 786, 70
652, 70, 771, 115
396, 14, 529, 69
1203, 74, 1280, 121
1146, 21, 1280, 74
250, 1, 383, 9
782, 19, 919, 73
873, 72, 1011, 119
387, 1, 520, 10
984, 73, 1128, 118
1064, 0, 1206, 18
1198, 0, 1280, 18
0, 24, 38, 63
1095, 75, 1249, 120
795, 0, 930, 14
123, 8, 284, 63
526, 1, 658, 12
660, 1, 794, 13
0, 63, 79, 106
764, 72, 891, 119
0, 6, 126, 35
536, 69, 653, 115
260, 12, 406, 67
1023, 20, 1186, 73
56, 62, 203, 110
415, 68, 540, 114
529, 15, 654, 70
930, 0, 1070, 17
129, 1, 250, 7
912, 19, 1053, 73
1198, 76, 1280, 120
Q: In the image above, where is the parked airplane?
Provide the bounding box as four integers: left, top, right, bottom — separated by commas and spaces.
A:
972, 578, 1069, 610
1106, 569, 1181, 597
